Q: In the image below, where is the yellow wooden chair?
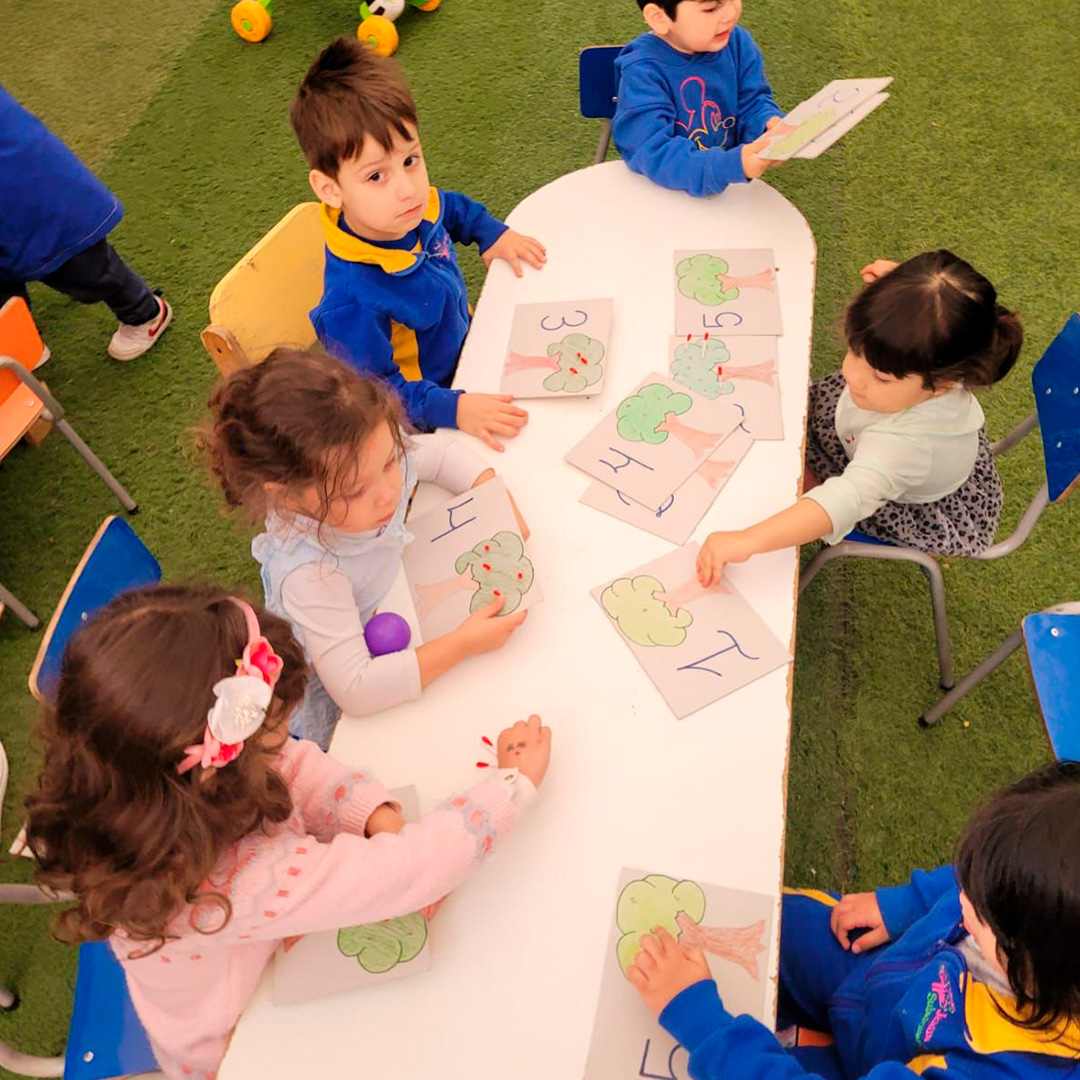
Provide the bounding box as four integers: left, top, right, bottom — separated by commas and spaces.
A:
200, 202, 325, 375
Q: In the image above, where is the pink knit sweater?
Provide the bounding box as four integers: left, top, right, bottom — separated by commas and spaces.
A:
110, 739, 518, 1080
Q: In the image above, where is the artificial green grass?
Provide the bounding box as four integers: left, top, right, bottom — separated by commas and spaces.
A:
1, 0, 1078, 1072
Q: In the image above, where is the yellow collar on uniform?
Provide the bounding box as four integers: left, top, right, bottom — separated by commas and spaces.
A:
963, 976, 1080, 1058
320, 188, 441, 273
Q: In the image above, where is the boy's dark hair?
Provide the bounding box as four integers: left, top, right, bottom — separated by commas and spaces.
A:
844, 249, 1023, 390
291, 36, 418, 178
956, 760, 1080, 1037
636, 0, 683, 15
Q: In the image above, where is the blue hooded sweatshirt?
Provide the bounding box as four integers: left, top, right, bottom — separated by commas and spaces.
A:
311, 186, 507, 432
658, 867, 1080, 1080
0, 84, 124, 282
612, 28, 783, 197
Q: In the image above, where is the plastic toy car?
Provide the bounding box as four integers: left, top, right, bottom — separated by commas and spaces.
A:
230, 0, 443, 54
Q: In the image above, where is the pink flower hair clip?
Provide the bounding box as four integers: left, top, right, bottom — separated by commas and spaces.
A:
177, 599, 284, 775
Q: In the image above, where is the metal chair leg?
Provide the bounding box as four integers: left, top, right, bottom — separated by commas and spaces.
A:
0, 1039, 65, 1077
53, 417, 137, 513
919, 627, 1024, 728
798, 544, 844, 594
916, 554, 955, 690
0, 579, 41, 629
594, 119, 612, 165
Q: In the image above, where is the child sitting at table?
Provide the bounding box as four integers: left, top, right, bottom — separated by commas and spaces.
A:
24, 583, 552, 1080
203, 348, 530, 750
627, 760, 1080, 1079
697, 250, 1023, 585
613, 0, 786, 196
291, 37, 546, 451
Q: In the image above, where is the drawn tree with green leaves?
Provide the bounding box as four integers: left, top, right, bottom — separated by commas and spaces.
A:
504, 332, 605, 393
616, 874, 766, 982
415, 531, 534, 619
616, 383, 720, 457
337, 912, 428, 974
601, 575, 693, 648
676, 254, 777, 306
671, 337, 778, 399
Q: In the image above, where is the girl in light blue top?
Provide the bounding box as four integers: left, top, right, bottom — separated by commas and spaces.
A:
205, 349, 529, 749
698, 250, 1024, 585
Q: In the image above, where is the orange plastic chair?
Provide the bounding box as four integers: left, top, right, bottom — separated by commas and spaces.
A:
0, 298, 138, 629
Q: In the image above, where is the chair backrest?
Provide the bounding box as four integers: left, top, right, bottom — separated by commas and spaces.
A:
1032, 312, 1080, 502
65, 940, 157, 1080
579, 46, 622, 119
0, 297, 49, 456
202, 201, 324, 375
1023, 609, 1080, 761
28, 517, 161, 702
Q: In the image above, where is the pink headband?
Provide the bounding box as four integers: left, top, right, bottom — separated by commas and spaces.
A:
177, 599, 284, 775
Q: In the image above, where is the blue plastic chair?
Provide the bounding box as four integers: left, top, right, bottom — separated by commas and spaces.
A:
579, 45, 622, 164
919, 604, 1080, 755
799, 314, 1080, 697
28, 516, 161, 703
0, 885, 158, 1079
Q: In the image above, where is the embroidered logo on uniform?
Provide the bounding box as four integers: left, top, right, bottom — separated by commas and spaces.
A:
915, 964, 957, 1045
430, 232, 451, 260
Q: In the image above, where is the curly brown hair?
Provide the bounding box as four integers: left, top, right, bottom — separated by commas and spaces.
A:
199, 347, 410, 532
25, 584, 308, 948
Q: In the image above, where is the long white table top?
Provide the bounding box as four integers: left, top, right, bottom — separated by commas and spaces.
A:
221, 161, 816, 1080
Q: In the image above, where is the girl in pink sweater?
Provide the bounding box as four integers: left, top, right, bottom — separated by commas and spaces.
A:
25, 584, 551, 1080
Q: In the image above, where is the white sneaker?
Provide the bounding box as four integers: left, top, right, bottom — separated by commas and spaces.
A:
107, 294, 173, 361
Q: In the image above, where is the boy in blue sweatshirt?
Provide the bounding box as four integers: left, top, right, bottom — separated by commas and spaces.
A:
291, 39, 546, 450
613, 1, 786, 196
626, 761, 1080, 1079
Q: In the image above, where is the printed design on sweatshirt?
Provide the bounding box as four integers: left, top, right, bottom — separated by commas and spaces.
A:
429, 229, 452, 261
676, 75, 736, 150
915, 963, 957, 1046
444, 792, 497, 858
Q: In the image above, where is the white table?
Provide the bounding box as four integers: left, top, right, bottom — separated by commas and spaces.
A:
221, 162, 816, 1080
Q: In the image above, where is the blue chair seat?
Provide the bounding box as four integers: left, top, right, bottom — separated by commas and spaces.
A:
1023, 612, 1080, 760
65, 941, 157, 1080
841, 529, 892, 546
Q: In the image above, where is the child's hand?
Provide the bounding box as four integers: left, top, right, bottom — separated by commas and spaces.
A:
454, 595, 527, 657
697, 531, 755, 586
626, 927, 712, 1018
471, 469, 530, 541
860, 259, 899, 283
741, 131, 782, 180
830, 891, 890, 953
366, 803, 406, 838
457, 393, 529, 452
482, 229, 547, 277
496, 714, 551, 788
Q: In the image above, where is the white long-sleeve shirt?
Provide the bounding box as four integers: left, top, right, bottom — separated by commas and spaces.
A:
804, 386, 986, 544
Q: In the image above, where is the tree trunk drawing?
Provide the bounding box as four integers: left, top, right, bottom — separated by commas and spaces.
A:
696, 457, 737, 489
717, 358, 778, 387
717, 267, 776, 292
655, 573, 728, 616
676, 912, 767, 982
656, 413, 721, 457
414, 572, 476, 619
504, 351, 560, 375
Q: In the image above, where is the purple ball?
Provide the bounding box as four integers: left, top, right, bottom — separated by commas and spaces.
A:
364, 612, 412, 656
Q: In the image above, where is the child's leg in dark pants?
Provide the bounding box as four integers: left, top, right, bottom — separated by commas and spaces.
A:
779, 889, 875, 1078
40, 239, 159, 325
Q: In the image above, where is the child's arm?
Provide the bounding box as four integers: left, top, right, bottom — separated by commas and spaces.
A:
630, 930, 950, 1080
226, 718, 551, 940
274, 738, 399, 841
698, 433, 932, 584
315, 303, 461, 431
439, 190, 545, 278
612, 65, 752, 197
281, 567, 526, 717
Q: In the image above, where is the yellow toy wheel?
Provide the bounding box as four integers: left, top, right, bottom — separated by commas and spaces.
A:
358, 14, 399, 56
231, 0, 272, 41
417, 0, 443, 11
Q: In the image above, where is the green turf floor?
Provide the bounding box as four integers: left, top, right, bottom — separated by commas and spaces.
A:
1, 0, 1078, 1070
